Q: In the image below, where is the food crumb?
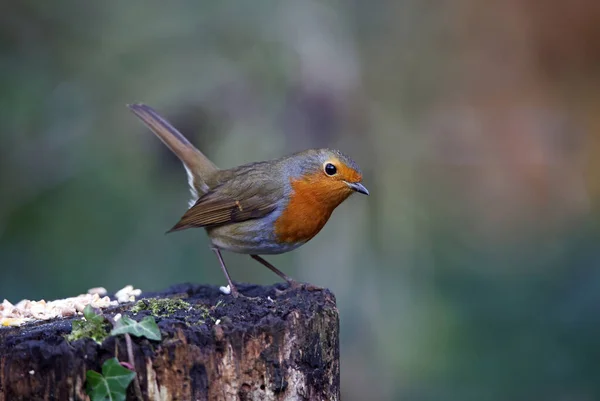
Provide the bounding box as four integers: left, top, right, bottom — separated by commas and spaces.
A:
87, 287, 107, 296
115, 285, 142, 303
0, 285, 142, 327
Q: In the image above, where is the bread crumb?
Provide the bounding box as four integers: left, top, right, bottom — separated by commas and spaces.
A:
0, 285, 141, 326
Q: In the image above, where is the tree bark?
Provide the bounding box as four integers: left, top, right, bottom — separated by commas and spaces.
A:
0, 283, 340, 401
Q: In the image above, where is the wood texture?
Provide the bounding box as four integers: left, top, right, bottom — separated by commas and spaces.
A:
0, 283, 340, 401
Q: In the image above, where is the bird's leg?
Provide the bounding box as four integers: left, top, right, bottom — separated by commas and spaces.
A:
212, 248, 240, 298
250, 254, 298, 286
250, 255, 323, 292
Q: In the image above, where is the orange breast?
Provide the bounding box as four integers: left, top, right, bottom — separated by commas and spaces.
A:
274, 173, 351, 244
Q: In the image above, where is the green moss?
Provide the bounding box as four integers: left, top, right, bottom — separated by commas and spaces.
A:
66, 315, 109, 344
131, 298, 191, 316
184, 304, 213, 326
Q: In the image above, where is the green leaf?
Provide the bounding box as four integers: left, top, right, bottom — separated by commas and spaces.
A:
83, 305, 106, 324
83, 306, 94, 321
110, 315, 161, 341
66, 306, 108, 344
85, 358, 135, 401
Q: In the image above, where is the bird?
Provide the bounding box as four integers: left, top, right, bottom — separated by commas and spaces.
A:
127, 103, 369, 297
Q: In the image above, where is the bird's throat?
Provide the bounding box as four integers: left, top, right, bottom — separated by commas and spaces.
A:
274, 174, 352, 244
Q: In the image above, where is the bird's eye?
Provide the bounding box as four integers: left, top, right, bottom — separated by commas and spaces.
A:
324, 163, 337, 176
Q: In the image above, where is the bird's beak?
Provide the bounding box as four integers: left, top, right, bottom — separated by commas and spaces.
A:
345, 181, 369, 195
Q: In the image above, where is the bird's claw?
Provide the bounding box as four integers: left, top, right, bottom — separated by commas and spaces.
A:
275, 281, 324, 296
234, 293, 261, 301
228, 289, 260, 301
300, 283, 324, 292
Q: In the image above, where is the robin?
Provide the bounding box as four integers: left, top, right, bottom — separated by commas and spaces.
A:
128, 104, 369, 297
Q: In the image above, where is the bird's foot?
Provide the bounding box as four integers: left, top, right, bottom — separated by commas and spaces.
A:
233, 292, 261, 301
220, 284, 261, 301
275, 280, 324, 295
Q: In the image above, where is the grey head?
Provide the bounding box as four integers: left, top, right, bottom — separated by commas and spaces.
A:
279, 148, 369, 195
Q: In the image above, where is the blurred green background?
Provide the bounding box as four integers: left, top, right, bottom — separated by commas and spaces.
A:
2, 1, 600, 400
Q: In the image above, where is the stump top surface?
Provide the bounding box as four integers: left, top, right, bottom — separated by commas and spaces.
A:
0, 283, 340, 401
0, 283, 337, 347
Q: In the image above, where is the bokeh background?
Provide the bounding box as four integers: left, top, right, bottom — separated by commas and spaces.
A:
2, 1, 600, 400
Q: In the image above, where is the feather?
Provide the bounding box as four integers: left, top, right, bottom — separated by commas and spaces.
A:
167, 165, 283, 232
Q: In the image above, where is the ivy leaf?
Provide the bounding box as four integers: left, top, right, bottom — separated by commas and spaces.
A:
86, 358, 135, 401
110, 315, 161, 341
83, 305, 105, 324
67, 305, 108, 344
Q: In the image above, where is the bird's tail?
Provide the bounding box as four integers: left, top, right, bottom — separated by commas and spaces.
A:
128, 103, 218, 199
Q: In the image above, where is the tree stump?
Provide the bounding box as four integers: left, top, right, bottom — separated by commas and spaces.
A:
0, 283, 340, 401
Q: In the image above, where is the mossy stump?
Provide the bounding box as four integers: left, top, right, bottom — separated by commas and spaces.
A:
0, 283, 340, 401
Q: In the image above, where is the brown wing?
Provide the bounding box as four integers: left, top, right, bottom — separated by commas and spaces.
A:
167, 163, 282, 232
